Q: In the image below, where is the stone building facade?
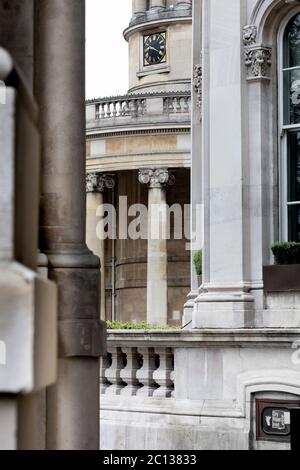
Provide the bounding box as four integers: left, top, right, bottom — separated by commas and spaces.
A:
101, 0, 300, 451
86, 0, 192, 326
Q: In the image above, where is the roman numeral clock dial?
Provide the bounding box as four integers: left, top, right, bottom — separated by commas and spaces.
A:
143, 33, 166, 66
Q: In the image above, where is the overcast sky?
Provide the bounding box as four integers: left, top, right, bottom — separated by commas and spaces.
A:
86, 0, 132, 99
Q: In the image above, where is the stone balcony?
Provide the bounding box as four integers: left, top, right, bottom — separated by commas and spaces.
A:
86, 91, 191, 136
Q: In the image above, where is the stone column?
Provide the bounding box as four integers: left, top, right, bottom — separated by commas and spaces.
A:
133, 0, 148, 16
174, 0, 192, 10
183, 0, 202, 327
193, 0, 255, 329
34, 0, 104, 450
86, 173, 116, 322
150, 0, 166, 11
139, 169, 174, 326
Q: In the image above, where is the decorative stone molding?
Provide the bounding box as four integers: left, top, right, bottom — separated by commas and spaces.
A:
86, 173, 116, 193
138, 168, 175, 189
243, 25, 257, 46
243, 23, 272, 81
244, 46, 272, 81
193, 63, 202, 114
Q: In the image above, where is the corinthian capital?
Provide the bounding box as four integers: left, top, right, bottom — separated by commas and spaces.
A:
138, 168, 175, 189
86, 173, 116, 193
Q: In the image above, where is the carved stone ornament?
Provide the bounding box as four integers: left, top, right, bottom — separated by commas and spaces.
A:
244, 46, 272, 80
193, 63, 202, 113
243, 25, 257, 46
86, 173, 116, 193
138, 169, 175, 189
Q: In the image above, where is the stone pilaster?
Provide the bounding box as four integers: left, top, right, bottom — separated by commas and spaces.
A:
86, 173, 116, 322
139, 169, 174, 326
34, 0, 105, 450
193, 0, 255, 329
183, 0, 202, 328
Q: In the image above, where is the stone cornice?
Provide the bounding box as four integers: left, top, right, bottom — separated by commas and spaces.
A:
86, 126, 191, 140
106, 328, 300, 348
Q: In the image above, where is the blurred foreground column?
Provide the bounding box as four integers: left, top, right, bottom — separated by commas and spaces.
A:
35, 0, 106, 450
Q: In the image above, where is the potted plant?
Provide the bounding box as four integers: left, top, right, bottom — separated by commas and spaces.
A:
264, 242, 300, 292
193, 250, 203, 286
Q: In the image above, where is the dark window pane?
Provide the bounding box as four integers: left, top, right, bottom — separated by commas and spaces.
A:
287, 132, 300, 202
288, 205, 300, 242
284, 69, 300, 124
287, 132, 300, 242
284, 13, 300, 68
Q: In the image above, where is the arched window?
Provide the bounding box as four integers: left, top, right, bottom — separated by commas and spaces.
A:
280, 12, 300, 241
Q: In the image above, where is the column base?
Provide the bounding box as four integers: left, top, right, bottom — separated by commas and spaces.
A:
182, 290, 198, 329
192, 285, 255, 329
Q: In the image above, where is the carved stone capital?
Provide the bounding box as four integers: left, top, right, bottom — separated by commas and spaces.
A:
244, 46, 272, 81
86, 173, 116, 193
138, 168, 175, 189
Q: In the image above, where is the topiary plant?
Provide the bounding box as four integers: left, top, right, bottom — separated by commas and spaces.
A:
193, 250, 202, 276
271, 241, 300, 265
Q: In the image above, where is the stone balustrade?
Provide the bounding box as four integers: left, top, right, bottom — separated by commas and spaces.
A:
86, 92, 191, 130
101, 342, 175, 398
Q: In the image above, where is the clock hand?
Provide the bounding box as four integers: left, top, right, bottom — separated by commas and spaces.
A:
148, 45, 161, 53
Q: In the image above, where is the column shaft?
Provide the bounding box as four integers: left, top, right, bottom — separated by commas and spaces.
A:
150, 0, 166, 10
147, 187, 168, 326
34, 0, 103, 450
86, 191, 105, 321
139, 169, 174, 326
0, 0, 34, 87
133, 0, 148, 15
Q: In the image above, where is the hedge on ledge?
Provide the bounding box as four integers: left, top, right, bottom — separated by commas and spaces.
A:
107, 321, 179, 331
271, 241, 300, 265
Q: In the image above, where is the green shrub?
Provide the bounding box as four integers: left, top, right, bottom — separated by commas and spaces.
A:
106, 321, 178, 331
271, 241, 300, 265
193, 250, 202, 276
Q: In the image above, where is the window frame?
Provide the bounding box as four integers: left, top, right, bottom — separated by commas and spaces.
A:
278, 10, 300, 242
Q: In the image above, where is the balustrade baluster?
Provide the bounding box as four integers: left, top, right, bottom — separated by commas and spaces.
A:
120, 347, 142, 396
112, 101, 117, 117
106, 101, 112, 118
183, 96, 189, 113
100, 103, 105, 119
137, 99, 144, 116
153, 348, 174, 398
175, 97, 182, 113
136, 347, 158, 397
105, 346, 126, 395
168, 97, 175, 113
100, 353, 112, 395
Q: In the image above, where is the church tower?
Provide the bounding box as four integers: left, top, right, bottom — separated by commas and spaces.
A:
86, 0, 192, 326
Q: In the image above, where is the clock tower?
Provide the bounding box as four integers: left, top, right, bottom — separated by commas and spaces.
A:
125, 0, 192, 93
86, 0, 192, 327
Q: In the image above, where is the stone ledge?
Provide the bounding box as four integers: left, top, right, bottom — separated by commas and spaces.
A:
106, 328, 300, 348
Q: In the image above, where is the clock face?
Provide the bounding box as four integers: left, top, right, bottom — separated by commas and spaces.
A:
143, 33, 166, 66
